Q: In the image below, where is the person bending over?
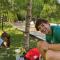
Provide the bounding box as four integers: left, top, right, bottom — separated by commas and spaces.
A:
35, 18, 60, 60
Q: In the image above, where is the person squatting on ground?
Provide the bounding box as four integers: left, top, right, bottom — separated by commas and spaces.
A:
35, 18, 60, 60
0, 32, 10, 48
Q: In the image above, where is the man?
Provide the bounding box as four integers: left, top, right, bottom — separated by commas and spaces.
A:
35, 18, 60, 60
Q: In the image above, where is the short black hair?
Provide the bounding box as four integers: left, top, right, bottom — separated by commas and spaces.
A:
35, 18, 48, 31
1, 32, 10, 40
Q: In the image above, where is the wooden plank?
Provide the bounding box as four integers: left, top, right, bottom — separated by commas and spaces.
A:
30, 31, 46, 41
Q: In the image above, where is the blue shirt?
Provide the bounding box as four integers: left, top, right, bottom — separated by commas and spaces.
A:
0, 38, 3, 46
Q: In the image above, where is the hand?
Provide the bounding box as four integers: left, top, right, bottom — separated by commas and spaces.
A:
40, 41, 49, 51
37, 41, 49, 58
3, 41, 8, 48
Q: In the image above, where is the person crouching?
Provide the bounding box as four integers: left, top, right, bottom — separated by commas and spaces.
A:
1, 32, 10, 48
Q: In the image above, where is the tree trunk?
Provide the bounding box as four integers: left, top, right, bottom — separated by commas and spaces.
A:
24, 0, 32, 50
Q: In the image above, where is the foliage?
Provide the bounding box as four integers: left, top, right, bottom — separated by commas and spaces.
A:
17, 9, 27, 21
15, 47, 26, 56
0, 0, 60, 22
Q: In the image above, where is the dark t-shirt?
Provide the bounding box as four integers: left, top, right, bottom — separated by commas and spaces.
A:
46, 25, 60, 44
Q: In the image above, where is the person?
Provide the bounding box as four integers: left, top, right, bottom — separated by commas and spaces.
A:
35, 18, 60, 60
0, 32, 10, 48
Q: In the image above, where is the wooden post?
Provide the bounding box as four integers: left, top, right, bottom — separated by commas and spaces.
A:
1, 15, 3, 31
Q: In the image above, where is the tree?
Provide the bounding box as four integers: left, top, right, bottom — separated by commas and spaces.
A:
24, 0, 32, 50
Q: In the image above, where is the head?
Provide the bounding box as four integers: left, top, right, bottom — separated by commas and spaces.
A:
35, 18, 51, 34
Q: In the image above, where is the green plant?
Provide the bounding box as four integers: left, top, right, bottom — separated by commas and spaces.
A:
15, 47, 26, 57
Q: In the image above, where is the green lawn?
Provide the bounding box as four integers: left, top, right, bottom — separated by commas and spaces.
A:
0, 22, 37, 60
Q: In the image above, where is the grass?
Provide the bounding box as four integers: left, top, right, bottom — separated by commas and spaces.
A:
0, 22, 38, 60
